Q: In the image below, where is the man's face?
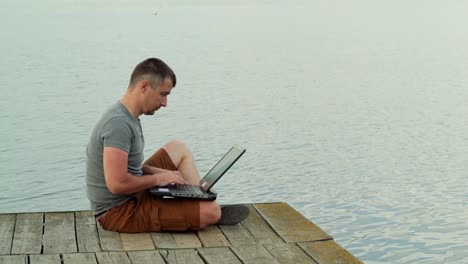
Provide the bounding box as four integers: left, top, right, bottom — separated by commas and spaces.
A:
143, 77, 173, 115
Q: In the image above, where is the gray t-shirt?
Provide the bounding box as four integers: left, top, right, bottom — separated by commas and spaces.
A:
86, 101, 145, 214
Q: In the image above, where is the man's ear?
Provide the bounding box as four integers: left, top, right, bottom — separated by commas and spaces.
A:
140, 80, 150, 93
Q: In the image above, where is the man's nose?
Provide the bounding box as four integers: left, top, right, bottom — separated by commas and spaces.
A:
161, 97, 167, 107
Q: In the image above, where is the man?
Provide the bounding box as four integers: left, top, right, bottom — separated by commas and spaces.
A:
86, 58, 249, 232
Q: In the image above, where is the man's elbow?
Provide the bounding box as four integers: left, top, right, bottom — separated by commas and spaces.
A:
107, 182, 124, 195
105, 177, 129, 195
104, 168, 132, 194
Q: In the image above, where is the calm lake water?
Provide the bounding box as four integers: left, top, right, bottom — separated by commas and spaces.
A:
1, 1, 467, 263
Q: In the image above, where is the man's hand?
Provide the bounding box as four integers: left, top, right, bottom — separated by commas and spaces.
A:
154, 171, 188, 186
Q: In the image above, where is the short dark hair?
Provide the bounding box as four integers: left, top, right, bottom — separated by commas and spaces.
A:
129, 58, 176, 88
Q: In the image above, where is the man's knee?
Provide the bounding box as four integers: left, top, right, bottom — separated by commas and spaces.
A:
198, 201, 221, 230
163, 140, 191, 166
164, 140, 188, 153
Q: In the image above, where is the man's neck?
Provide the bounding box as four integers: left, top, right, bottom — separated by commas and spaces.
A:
119, 95, 141, 120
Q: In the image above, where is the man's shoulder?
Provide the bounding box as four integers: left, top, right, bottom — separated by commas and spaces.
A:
99, 115, 136, 138
89, 104, 134, 141
98, 103, 133, 127
101, 102, 127, 119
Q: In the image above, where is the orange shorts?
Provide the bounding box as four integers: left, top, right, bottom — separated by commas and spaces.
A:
97, 148, 200, 233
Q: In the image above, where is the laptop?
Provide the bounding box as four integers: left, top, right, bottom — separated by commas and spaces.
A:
149, 145, 246, 200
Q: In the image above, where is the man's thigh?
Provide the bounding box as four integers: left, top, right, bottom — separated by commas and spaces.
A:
144, 148, 177, 170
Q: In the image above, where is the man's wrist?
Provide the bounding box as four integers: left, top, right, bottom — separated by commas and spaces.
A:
142, 165, 156, 174
152, 174, 160, 187
145, 165, 170, 175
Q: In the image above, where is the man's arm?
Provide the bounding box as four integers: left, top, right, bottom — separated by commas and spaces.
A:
103, 147, 187, 195
142, 164, 171, 175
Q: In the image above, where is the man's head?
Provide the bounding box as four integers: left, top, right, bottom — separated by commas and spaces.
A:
128, 58, 176, 115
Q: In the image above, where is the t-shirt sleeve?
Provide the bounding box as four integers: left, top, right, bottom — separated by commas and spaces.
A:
101, 118, 133, 153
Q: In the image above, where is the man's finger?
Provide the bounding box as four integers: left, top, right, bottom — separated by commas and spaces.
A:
177, 176, 188, 185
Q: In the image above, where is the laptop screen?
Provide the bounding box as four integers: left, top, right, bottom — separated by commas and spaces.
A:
199, 145, 246, 191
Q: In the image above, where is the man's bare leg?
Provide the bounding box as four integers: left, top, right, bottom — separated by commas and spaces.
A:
161, 140, 249, 229
162, 141, 222, 229
197, 201, 221, 229
162, 140, 201, 185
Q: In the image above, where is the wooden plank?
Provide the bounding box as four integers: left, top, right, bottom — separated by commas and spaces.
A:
29, 254, 61, 264
171, 233, 202, 248
219, 223, 256, 246
264, 243, 318, 264
198, 247, 242, 264
298, 241, 363, 264
75, 211, 100, 252
151, 232, 177, 248
160, 249, 204, 264
0, 255, 27, 264
43, 212, 77, 254
127, 250, 166, 264
254, 203, 332, 242
62, 253, 98, 264
196, 225, 230, 247
120, 233, 155, 251
96, 223, 123, 251
11, 213, 43, 254
240, 205, 282, 244
95, 252, 131, 264
0, 214, 16, 254
231, 244, 280, 264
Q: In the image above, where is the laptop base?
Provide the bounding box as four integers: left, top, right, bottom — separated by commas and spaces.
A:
150, 186, 217, 201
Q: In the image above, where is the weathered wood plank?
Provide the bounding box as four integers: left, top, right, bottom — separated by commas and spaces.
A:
96, 223, 123, 251
95, 252, 131, 264
171, 233, 202, 248
0, 202, 362, 264
75, 211, 100, 252
0, 214, 15, 254
0, 255, 27, 264
151, 232, 177, 248
219, 223, 256, 246
160, 249, 204, 264
264, 243, 317, 264
127, 250, 166, 264
197, 225, 230, 247
120, 233, 155, 251
43, 212, 77, 254
298, 241, 363, 264
62, 253, 98, 264
29, 254, 61, 264
254, 203, 332, 242
11, 213, 43, 254
198, 247, 242, 264
231, 244, 280, 264
240, 205, 282, 244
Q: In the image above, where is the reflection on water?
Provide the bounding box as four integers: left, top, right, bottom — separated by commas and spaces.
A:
1, 1, 467, 263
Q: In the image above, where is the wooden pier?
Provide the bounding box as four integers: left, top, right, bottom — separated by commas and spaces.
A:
0, 202, 362, 264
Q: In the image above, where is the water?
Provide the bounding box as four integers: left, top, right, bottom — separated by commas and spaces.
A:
1, 1, 467, 263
